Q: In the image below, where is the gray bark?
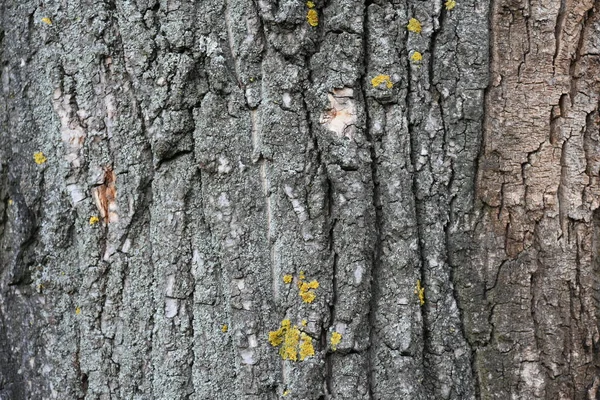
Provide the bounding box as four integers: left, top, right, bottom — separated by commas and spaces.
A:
0, 0, 598, 399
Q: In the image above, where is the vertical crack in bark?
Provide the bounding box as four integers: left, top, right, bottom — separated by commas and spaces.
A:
590, 208, 600, 398
529, 257, 543, 372
110, 3, 167, 396
552, 0, 567, 73
300, 64, 335, 396
568, 4, 594, 106
74, 326, 86, 399
432, 9, 475, 385
251, 109, 276, 300
472, 0, 497, 394
403, 18, 430, 400
359, 4, 382, 399
145, 195, 157, 400
558, 134, 571, 240
224, 0, 242, 85
517, 0, 532, 82
406, 3, 448, 395
324, 229, 338, 397
569, 245, 581, 396
187, 113, 201, 399
476, 4, 494, 203
0, 306, 25, 399
570, 5, 599, 395
184, 185, 197, 399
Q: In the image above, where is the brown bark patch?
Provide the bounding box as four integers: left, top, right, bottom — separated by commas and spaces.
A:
92, 167, 118, 223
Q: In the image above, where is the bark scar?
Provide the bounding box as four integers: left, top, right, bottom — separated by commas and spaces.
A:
319, 88, 357, 139
92, 167, 118, 223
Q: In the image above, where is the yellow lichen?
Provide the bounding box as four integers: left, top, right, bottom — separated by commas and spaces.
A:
269, 330, 285, 347
445, 0, 457, 10
331, 331, 342, 351
269, 319, 290, 348
41, 17, 52, 26
298, 276, 319, 303
306, 1, 315, 8
75, 306, 81, 315
8, 199, 13, 206
89, 216, 100, 225
221, 324, 228, 333
269, 319, 314, 361
299, 271, 305, 280
307, 9, 318, 27
410, 51, 423, 63
299, 332, 315, 360
283, 389, 290, 396
33, 152, 47, 165
283, 274, 293, 284
407, 18, 422, 34
301, 319, 308, 326
281, 325, 300, 361
415, 280, 425, 305
371, 74, 393, 89
300, 291, 316, 304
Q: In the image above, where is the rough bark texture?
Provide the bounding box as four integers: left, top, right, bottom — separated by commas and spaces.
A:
464, 0, 600, 398
0, 0, 598, 399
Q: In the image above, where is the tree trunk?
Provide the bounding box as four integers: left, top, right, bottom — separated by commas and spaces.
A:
1, 0, 599, 399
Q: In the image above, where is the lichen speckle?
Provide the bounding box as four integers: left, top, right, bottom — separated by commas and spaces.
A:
411, 51, 423, 63
281, 326, 300, 360
371, 74, 393, 89
269, 319, 290, 348
299, 333, 315, 360
298, 279, 319, 304
331, 331, 342, 351
33, 152, 47, 165
221, 324, 228, 333
41, 17, 52, 26
306, 1, 315, 8
89, 216, 100, 225
269, 319, 315, 361
299, 280, 319, 291
75, 307, 81, 315
415, 280, 425, 305
407, 18, 422, 34
300, 291, 316, 303
283, 274, 293, 284
445, 0, 457, 10
307, 9, 318, 27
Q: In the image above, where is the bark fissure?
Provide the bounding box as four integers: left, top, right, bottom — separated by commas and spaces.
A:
359, 6, 380, 399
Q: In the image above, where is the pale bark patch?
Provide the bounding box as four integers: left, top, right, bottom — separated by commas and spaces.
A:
319, 88, 357, 139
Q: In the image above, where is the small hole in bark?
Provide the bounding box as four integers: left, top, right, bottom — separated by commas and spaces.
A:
81, 373, 89, 394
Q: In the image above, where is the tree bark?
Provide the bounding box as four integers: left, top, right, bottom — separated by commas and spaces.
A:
0, 0, 598, 399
